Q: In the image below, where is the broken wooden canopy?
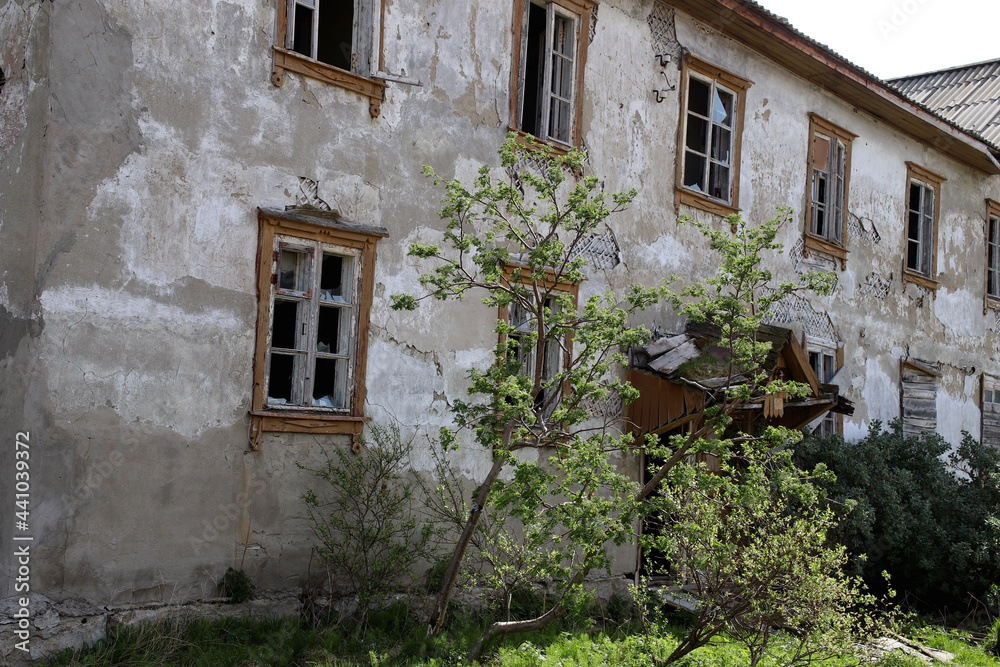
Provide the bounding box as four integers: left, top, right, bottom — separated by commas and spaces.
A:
627, 321, 853, 437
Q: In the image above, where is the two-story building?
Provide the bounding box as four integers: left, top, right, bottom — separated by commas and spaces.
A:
3, 0, 1000, 659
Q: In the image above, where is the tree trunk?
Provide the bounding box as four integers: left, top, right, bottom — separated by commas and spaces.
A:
426, 454, 506, 637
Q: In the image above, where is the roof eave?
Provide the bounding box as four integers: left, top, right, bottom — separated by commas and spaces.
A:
669, 0, 1000, 175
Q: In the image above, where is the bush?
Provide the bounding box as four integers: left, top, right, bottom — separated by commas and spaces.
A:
795, 419, 1000, 609
298, 422, 436, 628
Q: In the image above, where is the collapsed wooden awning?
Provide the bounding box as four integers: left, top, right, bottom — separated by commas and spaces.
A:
627, 322, 853, 436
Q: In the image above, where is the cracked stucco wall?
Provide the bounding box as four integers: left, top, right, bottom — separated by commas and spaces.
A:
3, 2, 1000, 649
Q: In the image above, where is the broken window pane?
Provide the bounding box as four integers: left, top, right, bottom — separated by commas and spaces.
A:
313, 357, 346, 408
279, 247, 310, 292
684, 153, 706, 191
268, 353, 295, 403
320, 253, 349, 302
687, 78, 710, 117
271, 299, 301, 350
316, 0, 354, 69
710, 126, 731, 163
713, 88, 733, 127
292, 3, 314, 59
708, 162, 729, 200
685, 116, 708, 153
316, 305, 343, 354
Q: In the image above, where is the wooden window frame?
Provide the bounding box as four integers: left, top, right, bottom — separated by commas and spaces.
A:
272, 0, 387, 118
901, 162, 944, 292
497, 264, 580, 423
676, 55, 752, 217
806, 336, 843, 436
985, 199, 1000, 311
803, 114, 856, 269
250, 207, 387, 448
982, 374, 1000, 448
509, 0, 596, 149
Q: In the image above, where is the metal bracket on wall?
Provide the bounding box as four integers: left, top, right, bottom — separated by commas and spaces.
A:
653, 71, 675, 102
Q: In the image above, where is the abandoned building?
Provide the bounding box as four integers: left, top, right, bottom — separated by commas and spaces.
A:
4, 0, 1000, 659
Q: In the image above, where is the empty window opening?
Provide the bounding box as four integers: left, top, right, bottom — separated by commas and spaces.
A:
266, 239, 356, 409
907, 180, 935, 276
516, 1, 582, 146
287, 0, 362, 72
682, 75, 734, 201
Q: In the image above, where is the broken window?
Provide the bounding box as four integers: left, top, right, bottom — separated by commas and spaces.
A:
272, 0, 385, 116
512, 0, 595, 147
252, 207, 386, 440
805, 115, 855, 259
986, 200, 1000, 302
902, 163, 944, 288
677, 57, 751, 215
807, 339, 840, 436
900, 359, 939, 440
982, 376, 1000, 449
267, 240, 356, 408
283, 0, 375, 74
499, 265, 579, 420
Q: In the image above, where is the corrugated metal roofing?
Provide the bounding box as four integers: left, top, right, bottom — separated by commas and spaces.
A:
890, 59, 1000, 146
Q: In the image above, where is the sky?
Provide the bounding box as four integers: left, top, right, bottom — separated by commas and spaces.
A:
752, 0, 1000, 80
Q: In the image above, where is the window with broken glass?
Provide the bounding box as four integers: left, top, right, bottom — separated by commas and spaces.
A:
508, 296, 564, 413
808, 345, 838, 436
511, 0, 595, 147
982, 377, 1000, 448
676, 57, 750, 216
251, 208, 385, 442
986, 201, 1000, 302
271, 0, 385, 116
267, 238, 358, 409
902, 163, 943, 288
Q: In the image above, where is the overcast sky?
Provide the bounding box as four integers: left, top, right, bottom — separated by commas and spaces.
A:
752, 0, 1000, 80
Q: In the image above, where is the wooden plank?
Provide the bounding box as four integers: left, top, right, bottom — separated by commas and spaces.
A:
666, 383, 686, 424
902, 388, 937, 401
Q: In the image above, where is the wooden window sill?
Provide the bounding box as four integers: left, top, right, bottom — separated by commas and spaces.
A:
272, 47, 385, 118
902, 269, 940, 292
803, 234, 848, 269
985, 296, 1000, 314
250, 410, 367, 435
506, 128, 574, 155
676, 187, 739, 218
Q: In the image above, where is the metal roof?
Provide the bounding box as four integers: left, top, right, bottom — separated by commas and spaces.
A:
890, 59, 1000, 147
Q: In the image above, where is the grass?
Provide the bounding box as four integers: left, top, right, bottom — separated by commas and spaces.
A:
41, 602, 1000, 667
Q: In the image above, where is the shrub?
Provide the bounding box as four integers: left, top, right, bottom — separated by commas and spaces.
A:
795, 419, 1000, 609
298, 422, 436, 628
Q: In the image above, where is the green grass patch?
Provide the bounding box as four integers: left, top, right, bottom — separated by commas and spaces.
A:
40, 604, 1000, 667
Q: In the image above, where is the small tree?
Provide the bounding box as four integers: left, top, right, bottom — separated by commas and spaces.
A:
648, 446, 885, 666
298, 422, 435, 630
394, 134, 658, 655
395, 135, 843, 660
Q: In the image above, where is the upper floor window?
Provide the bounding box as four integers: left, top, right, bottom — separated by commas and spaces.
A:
272, 0, 386, 117
902, 162, 944, 290
803, 115, 855, 267
511, 0, 596, 147
676, 56, 751, 216
250, 207, 387, 445
987, 200, 1000, 304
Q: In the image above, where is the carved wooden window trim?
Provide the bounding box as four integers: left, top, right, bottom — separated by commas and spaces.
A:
509, 0, 596, 149
249, 207, 387, 448
803, 114, 855, 269
985, 199, 1000, 312
676, 55, 752, 217
272, 0, 387, 118
901, 162, 944, 292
